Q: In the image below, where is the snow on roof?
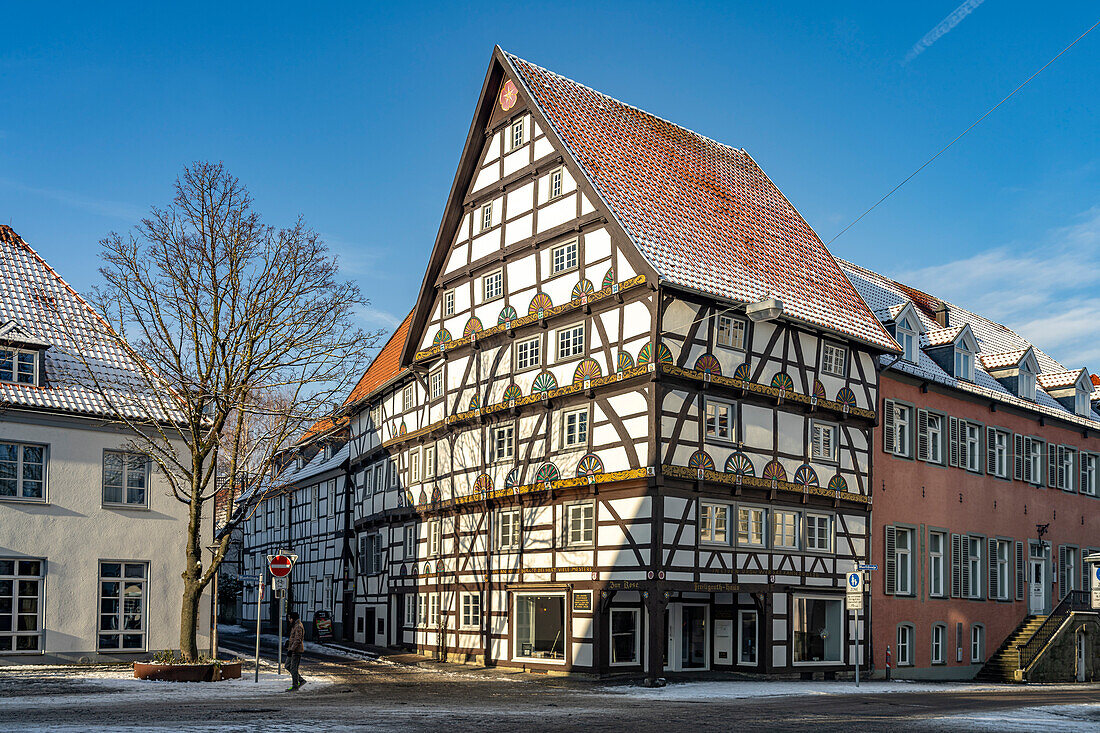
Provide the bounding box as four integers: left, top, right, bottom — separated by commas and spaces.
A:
979, 349, 1031, 370
1037, 369, 1087, 390
503, 52, 898, 353
0, 225, 178, 422
838, 258, 1100, 427
923, 325, 964, 347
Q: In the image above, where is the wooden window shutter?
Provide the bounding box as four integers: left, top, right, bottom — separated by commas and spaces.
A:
1081, 455, 1090, 495
917, 409, 930, 461
1023, 438, 1034, 484
1014, 433, 1024, 481
1015, 541, 1025, 601
1058, 545, 1067, 592
958, 422, 969, 470
986, 427, 997, 475
883, 399, 896, 454
951, 533, 962, 598
884, 525, 897, 595
1049, 445, 1058, 488
1083, 549, 1092, 593
949, 417, 960, 467
960, 535, 971, 598
988, 538, 999, 600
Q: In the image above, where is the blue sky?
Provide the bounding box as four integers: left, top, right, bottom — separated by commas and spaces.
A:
3, 2, 1098, 368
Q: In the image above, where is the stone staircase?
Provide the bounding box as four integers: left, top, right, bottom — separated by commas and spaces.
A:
974, 615, 1047, 682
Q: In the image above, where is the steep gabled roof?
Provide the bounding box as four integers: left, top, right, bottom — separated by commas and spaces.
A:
1037, 368, 1089, 391
346, 310, 413, 407
401, 48, 898, 363
0, 225, 174, 421
979, 347, 1035, 371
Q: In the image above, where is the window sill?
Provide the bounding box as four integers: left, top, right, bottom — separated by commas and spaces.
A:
699, 540, 731, 548
549, 265, 578, 277
0, 496, 48, 505
102, 503, 151, 512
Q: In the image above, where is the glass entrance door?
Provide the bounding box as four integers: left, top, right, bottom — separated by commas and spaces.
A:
681, 605, 707, 669
1029, 559, 1045, 614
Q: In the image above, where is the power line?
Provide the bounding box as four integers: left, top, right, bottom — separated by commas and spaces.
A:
826, 17, 1100, 246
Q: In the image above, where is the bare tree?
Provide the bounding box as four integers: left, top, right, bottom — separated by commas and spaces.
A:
78, 162, 377, 660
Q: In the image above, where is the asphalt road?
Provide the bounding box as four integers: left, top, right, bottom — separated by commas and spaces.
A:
2, 636, 1097, 732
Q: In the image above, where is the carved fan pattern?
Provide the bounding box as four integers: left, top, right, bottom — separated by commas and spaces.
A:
616, 351, 635, 372
502, 384, 523, 402
576, 454, 605, 477
572, 279, 595, 300
694, 353, 721, 375
573, 358, 602, 383
531, 370, 558, 394
771, 372, 794, 391
793, 464, 819, 487
528, 292, 552, 315
688, 450, 715, 471
498, 305, 518, 324
762, 460, 787, 482
463, 317, 483, 337
535, 462, 560, 483
724, 452, 755, 476
433, 328, 452, 346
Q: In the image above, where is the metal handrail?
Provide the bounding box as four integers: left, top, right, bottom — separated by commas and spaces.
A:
1016, 590, 1090, 670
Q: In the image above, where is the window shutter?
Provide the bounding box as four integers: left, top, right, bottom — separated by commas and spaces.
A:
959, 422, 969, 470
949, 417, 960, 467
960, 535, 971, 598
883, 399, 896, 454
1081, 456, 1090, 495
917, 409, 930, 461
1015, 541, 1025, 601
1084, 550, 1092, 594
951, 533, 962, 598
1057, 446, 1066, 489
884, 525, 897, 595
1014, 433, 1024, 480
988, 538, 999, 600
1058, 545, 1067, 592
1049, 445, 1058, 488
986, 427, 997, 475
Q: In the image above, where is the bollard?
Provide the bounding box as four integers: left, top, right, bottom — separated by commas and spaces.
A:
886, 644, 892, 681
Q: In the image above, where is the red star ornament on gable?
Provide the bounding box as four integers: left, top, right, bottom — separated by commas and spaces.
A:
499, 79, 518, 111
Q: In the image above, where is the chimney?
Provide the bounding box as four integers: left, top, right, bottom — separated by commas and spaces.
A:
933, 301, 950, 328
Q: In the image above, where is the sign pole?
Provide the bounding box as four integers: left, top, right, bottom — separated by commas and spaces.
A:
855, 608, 860, 688
278, 591, 285, 674
254, 573, 263, 683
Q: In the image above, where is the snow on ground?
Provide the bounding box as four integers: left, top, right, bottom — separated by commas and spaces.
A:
923, 703, 1100, 732
597, 679, 1043, 700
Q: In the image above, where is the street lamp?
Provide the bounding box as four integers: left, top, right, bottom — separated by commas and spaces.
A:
746, 294, 784, 323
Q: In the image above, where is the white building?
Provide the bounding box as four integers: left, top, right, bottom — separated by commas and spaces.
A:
0, 225, 209, 663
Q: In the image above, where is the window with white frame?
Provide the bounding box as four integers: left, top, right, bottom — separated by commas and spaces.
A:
460, 592, 481, 628
716, 314, 746, 350
557, 324, 584, 360
98, 561, 147, 651
403, 384, 414, 411
699, 502, 728, 545
897, 624, 914, 666
428, 593, 440, 627
995, 539, 1011, 600
562, 407, 589, 448
497, 508, 520, 550
409, 449, 421, 484
805, 514, 832, 552
417, 593, 427, 625
0, 348, 37, 386
514, 593, 565, 661
551, 240, 578, 274
792, 596, 842, 663
483, 270, 503, 302
704, 398, 735, 443
821, 343, 847, 377
929, 531, 945, 597
971, 625, 984, 662
369, 403, 382, 430
1076, 388, 1091, 417
0, 442, 46, 501
509, 118, 524, 151
894, 527, 913, 595
389, 459, 399, 488
884, 400, 912, 458
1028, 438, 1044, 485
480, 202, 493, 232
374, 464, 384, 494
955, 348, 974, 382
988, 428, 1008, 478
1061, 446, 1077, 492
427, 519, 441, 557
1019, 363, 1037, 401
443, 290, 455, 317
548, 167, 563, 199
737, 506, 766, 547
931, 623, 946, 664
926, 413, 944, 464
490, 424, 514, 463
810, 420, 838, 463
362, 534, 382, 575
102, 451, 148, 507
772, 510, 799, 550
966, 537, 983, 599
610, 608, 640, 665
564, 502, 594, 546
964, 423, 981, 472
423, 445, 436, 480
404, 594, 417, 627
0, 558, 44, 652
515, 336, 541, 371
404, 524, 417, 559
896, 316, 918, 364
430, 369, 444, 401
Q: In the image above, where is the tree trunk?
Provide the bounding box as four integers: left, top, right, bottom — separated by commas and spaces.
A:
179, 486, 206, 661
179, 580, 202, 661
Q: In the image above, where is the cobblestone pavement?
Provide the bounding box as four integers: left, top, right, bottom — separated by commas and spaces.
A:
1, 638, 1097, 732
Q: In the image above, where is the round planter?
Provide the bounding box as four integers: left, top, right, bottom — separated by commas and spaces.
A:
133, 661, 242, 682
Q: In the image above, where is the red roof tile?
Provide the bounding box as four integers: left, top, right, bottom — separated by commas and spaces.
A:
345, 310, 413, 407
504, 53, 898, 353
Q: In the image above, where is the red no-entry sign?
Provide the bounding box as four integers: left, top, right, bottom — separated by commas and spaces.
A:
268, 555, 293, 577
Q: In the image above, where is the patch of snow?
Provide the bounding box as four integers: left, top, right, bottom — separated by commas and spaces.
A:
216, 623, 250, 635
923, 703, 1100, 732
597, 679, 1033, 700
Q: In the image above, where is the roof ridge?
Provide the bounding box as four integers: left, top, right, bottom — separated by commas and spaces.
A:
502, 50, 747, 158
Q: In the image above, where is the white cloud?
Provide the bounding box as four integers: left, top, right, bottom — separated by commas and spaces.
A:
357, 305, 401, 329
898, 207, 1100, 371
0, 177, 145, 221
904, 0, 987, 64
322, 232, 384, 278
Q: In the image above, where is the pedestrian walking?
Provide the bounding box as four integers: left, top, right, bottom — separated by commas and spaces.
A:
285, 610, 306, 691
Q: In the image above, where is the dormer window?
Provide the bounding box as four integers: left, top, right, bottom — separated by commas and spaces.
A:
954, 349, 974, 382
1019, 363, 1037, 401
896, 315, 918, 364
1076, 388, 1091, 417
0, 348, 37, 386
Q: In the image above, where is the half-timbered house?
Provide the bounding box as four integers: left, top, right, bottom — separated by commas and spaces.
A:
341, 48, 900, 681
